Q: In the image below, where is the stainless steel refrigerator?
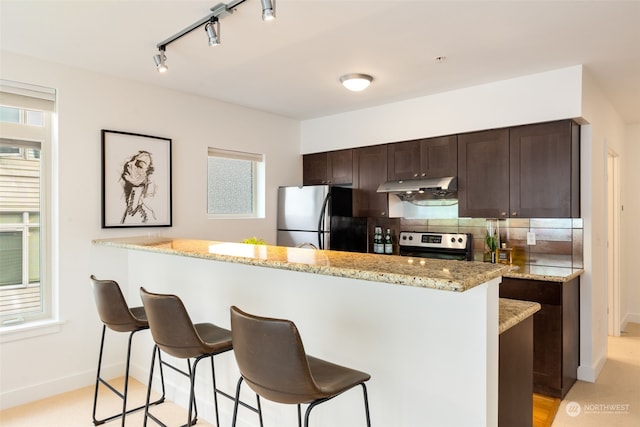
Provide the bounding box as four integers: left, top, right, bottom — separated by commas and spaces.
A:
277, 185, 368, 252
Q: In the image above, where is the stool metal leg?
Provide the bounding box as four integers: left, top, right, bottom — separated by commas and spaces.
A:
209, 354, 220, 427
303, 383, 371, 427
231, 377, 264, 427
145, 347, 198, 427
93, 326, 165, 426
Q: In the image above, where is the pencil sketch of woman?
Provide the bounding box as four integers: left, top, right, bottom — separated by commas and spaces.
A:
120, 150, 157, 224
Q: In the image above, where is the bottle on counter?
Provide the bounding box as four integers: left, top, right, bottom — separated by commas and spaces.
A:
373, 226, 383, 254
384, 229, 393, 254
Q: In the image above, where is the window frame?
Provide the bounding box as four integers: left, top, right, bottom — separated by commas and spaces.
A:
207, 147, 265, 219
0, 80, 56, 332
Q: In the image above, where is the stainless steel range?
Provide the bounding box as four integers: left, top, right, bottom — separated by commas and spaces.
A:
398, 231, 473, 261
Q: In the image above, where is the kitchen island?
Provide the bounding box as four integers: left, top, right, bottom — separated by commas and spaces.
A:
91, 236, 513, 427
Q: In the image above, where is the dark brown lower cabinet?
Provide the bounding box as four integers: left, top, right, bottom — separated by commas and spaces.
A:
499, 277, 580, 398
499, 315, 533, 427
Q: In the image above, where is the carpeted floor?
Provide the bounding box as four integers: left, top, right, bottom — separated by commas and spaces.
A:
551, 322, 640, 426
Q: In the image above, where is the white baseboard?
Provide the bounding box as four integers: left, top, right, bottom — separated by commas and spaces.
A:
577, 349, 607, 383
0, 362, 123, 410
621, 312, 640, 331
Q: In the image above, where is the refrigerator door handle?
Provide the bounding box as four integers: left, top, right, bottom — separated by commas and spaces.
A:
317, 193, 331, 250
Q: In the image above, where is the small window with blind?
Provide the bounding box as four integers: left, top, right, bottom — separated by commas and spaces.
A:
0, 79, 55, 327
207, 148, 265, 218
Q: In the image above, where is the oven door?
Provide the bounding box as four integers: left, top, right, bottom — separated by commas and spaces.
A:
399, 246, 470, 261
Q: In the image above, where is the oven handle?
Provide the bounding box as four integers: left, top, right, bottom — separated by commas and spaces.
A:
399, 247, 472, 261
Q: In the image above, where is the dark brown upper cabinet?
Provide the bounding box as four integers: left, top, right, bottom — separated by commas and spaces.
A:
302, 149, 353, 185
388, 135, 458, 180
458, 128, 511, 218
353, 145, 388, 217
510, 120, 580, 218
458, 120, 579, 218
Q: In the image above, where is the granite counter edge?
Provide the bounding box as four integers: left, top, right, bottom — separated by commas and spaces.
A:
92, 239, 508, 293
499, 298, 542, 334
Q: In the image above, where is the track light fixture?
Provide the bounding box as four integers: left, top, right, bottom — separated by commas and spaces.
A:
153, 48, 168, 73
261, 0, 275, 21
153, 0, 275, 73
205, 18, 220, 46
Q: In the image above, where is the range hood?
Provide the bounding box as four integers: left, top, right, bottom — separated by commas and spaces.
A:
377, 176, 458, 205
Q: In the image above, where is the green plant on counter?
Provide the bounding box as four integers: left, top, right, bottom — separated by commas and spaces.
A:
242, 237, 266, 245
485, 231, 498, 252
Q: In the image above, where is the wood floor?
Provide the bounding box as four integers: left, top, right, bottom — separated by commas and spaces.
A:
533, 393, 561, 427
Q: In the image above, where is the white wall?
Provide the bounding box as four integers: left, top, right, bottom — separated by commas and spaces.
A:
300, 65, 630, 384
0, 51, 300, 408
622, 124, 640, 326
579, 70, 627, 380
301, 66, 583, 153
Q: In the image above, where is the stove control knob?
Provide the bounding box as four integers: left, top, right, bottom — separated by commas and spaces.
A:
458, 238, 463, 243
450, 237, 455, 243
408, 235, 413, 241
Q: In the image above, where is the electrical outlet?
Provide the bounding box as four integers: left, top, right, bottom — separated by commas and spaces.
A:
527, 231, 536, 245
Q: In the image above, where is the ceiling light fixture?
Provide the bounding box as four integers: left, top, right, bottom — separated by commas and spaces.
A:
205, 18, 220, 46
153, 0, 275, 72
153, 48, 168, 73
340, 73, 373, 92
261, 0, 275, 21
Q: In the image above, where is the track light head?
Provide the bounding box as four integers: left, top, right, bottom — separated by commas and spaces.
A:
153, 49, 168, 73
205, 19, 220, 46
261, 0, 275, 21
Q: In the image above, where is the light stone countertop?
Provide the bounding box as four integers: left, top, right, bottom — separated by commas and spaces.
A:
499, 298, 541, 334
503, 266, 583, 282
92, 236, 512, 292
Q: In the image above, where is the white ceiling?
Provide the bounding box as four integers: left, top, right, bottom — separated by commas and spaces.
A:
1, 0, 639, 123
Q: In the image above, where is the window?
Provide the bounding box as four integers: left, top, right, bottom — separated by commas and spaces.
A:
207, 148, 265, 218
0, 80, 55, 327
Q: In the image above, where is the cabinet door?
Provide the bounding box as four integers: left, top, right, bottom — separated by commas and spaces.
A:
302, 153, 328, 185
458, 129, 510, 218
353, 145, 388, 217
510, 120, 578, 218
388, 139, 421, 180
500, 277, 579, 398
420, 135, 458, 178
327, 149, 353, 185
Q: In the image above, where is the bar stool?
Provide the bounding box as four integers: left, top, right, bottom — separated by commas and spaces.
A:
139, 287, 239, 427
229, 306, 372, 427
89, 275, 165, 426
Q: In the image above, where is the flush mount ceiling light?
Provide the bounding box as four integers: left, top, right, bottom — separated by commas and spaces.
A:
153, 0, 275, 73
340, 73, 373, 92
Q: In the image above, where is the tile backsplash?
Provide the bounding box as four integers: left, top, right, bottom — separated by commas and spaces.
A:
400, 217, 583, 271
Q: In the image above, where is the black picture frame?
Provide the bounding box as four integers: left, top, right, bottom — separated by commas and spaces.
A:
101, 129, 172, 228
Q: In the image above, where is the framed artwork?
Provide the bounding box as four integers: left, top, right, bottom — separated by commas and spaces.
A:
101, 130, 172, 228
